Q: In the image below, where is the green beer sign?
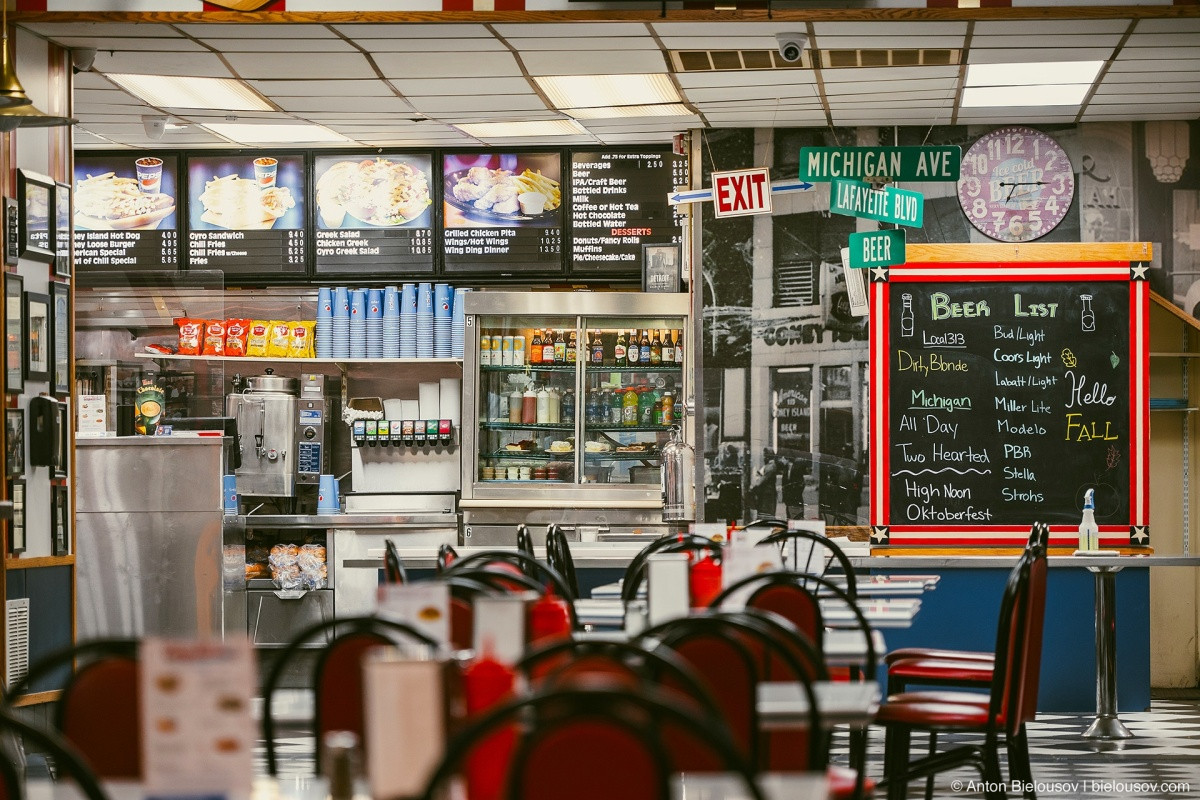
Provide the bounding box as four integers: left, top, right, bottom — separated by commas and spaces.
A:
799, 145, 961, 183
848, 229, 906, 269
830, 179, 924, 228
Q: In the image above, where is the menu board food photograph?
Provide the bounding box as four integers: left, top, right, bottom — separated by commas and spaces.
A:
313, 154, 434, 275
442, 151, 562, 273
187, 153, 306, 275
74, 154, 180, 273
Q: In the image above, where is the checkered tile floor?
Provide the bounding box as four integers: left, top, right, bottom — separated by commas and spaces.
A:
256, 693, 1200, 797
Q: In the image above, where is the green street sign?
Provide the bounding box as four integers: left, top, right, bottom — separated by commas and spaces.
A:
799, 145, 961, 182
848, 229, 906, 269
831, 179, 924, 228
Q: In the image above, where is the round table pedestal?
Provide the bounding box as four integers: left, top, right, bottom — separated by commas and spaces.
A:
1083, 565, 1134, 740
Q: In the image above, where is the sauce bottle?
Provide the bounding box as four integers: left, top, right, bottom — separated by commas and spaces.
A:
548, 386, 561, 424
536, 386, 550, 424
509, 389, 523, 423
1078, 488, 1099, 550
462, 644, 517, 800
530, 330, 543, 365
522, 388, 537, 424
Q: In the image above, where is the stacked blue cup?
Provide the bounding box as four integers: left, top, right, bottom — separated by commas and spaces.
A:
400, 283, 417, 358
332, 286, 350, 359
451, 287, 469, 359
366, 288, 383, 358
316, 287, 333, 359
416, 282, 434, 358
434, 283, 452, 359
350, 289, 367, 359
383, 286, 401, 358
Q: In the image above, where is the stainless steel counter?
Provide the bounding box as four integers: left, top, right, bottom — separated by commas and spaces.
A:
76, 435, 228, 447
225, 513, 458, 531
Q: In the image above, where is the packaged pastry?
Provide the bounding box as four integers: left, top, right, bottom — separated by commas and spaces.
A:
268, 543, 302, 590
202, 319, 227, 357
288, 321, 315, 359
297, 543, 327, 589
225, 319, 251, 357
246, 321, 270, 358
176, 318, 203, 356
266, 321, 291, 358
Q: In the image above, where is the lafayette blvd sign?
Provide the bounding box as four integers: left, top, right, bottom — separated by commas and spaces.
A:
847, 229, 906, 269
798, 145, 961, 183
831, 179, 924, 228
712, 168, 772, 218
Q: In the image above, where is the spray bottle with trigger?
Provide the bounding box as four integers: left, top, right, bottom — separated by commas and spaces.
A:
1078, 488, 1099, 551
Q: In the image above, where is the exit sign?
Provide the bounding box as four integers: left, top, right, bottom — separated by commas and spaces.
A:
831, 178, 924, 228
713, 168, 772, 218
848, 229, 906, 269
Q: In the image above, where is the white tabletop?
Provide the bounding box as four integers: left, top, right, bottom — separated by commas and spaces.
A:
673, 773, 829, 800
591, 574, 938, 599
757, 681, 881, 730
575, 596, 917, 630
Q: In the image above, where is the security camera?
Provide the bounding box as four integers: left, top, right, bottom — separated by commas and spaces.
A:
70, 48, 97, 73
775, 32, 808, 63
142, 115, 167, 140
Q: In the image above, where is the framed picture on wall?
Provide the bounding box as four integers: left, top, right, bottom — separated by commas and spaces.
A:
4, 197, 19, 267
17, 170, 54, 264
7, 478, 25, 555
54, 400, 68, 479
52, 282, 70, 396
54, 182, 71, 278
5, 273, 23, 394
24, 291, 50, 383
642, 243, 681, 293
5, 408, 24, 478
51, 482, 68, 556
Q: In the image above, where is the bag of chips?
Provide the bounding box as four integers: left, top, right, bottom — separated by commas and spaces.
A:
246, 321, 270, 358
225, 319, 251, 357
266, 321, 291, 358
176, 318, 203, 355
288, 321, 315, 358
202, 319, 227, 356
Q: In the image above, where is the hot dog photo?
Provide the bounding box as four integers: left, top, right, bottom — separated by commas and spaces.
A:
74, 153, 179, 231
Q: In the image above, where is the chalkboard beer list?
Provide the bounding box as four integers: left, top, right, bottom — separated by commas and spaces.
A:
569, 150, 687, 272
186, 154, 307, 275
875, 270, 1148, 545
442, 152, 562, 273
73, 154, 180, 272
312, 154, 434, 275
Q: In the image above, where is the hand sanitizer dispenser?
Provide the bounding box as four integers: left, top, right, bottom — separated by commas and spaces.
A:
1078, 488, 1099, 551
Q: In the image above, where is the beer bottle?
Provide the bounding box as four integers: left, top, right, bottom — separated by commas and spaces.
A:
650, 329, 662, 365
640, 329, 652, 363
566, 330, 578, 364
542, 329, 555, 364
591, 330, 604, 364
674, 329, 684, 364
553, 329, 566, 364
530, 329, 543, 365
627, 329, 640, 365
614, 330, 627, 364
661, 328, 674, 363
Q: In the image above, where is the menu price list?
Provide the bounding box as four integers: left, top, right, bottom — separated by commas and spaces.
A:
188, 229, 306, 274
443, 228, 561, 273
887, 282, 1130, 527
74, 229, 179, 271
315, 228, 433, 274
570, 150, 687, 272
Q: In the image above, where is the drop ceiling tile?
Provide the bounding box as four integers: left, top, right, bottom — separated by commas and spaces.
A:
433, 111, 566, 122
821, 66, 960, 83
655, 22, 854, 36
1125, 32, 1200, 47
969, 34, 1123, 48
19, 22, 183, 37
471, 136, 599, 146
1082, 102, 1200, 114
372, 51, 522, 78
956, 113, 1078, 124
596, 134, 675, 144
407, 94, 550, 113
170, 110, 284, 120
1101, 70, 1200, 83
351, 37, 508, 52
1107, 59, 1200, 72
91, 51, 234, 77
177, 24, 338, 39
200, 37, 357, 53
968, 47, 1115, 64
223, 52, 375, 80
824, 78, 958, 96
273, 95, 415, 113
39, 36, 208, 52
704, 110, 826, 121
247, 79, 394, 97
75, 89, 149, 107
973, 19, 1128, 35
828, 90, 956, 105
388, 77, 534, 96
675, 72, 813, 89
494, 23, 649, 37
503, 37, 657, 51
521, 49, 668, 76
1082, 112, 1195, 121
1089, 92, 1200, 104
332, 23, 493, 38
683, 84, 816, 102
833, 111, 949, 124
1132, 19, 1200, 33
811, 35, 965, 48
1118, 47, 1200, 61
813, 21, 968, 36
74, 72, 117, 91
659, 36, 803, 50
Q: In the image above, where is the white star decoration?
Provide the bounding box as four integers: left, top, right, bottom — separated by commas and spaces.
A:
1131, 526, 1149, 545
870, 526, 889, 544
1131, 263, 1149, 280
870, 267, 889, 282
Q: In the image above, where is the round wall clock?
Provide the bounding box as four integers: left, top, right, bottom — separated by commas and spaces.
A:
957, 126, 1075, 243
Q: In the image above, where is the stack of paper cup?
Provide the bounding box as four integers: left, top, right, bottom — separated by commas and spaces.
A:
434, 283, 452, 359
316, 287, 333, 359
383, 286, 400, 358
400, 283, 417, 358
333, 286, 350, 359
350, 289, 367, 359
418, 381, 440, 420
451, 287, 469, 359
367, 288, 383, 359
416, 282, 434, 359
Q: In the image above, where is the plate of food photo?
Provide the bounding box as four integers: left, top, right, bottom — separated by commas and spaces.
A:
445, 165, 561, 223
316, 157, 431, 228
197, 174, 295, 230
74, 172, 175, 230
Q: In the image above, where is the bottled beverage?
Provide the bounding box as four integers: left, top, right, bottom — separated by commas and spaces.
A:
530, 330, 543, 365
554, 329, 567, 364
622, 389, 639, 426
627, 330, 640, 365
653, 397, 664, 425
661, 329, 675, 363
614, 330, 627, 364
480, 332, 492, 366
662, 391, 674, 425
674, 329, 684, 364
591, 330, 604, 364
585, 390, 599, 425
567, 330, 578, 364
561, 389, 575, 425
609, 390, 623, 425
640, 329, 652, 363
536, 386, 550, 424
900, 294, 914, 338
639, 387, 656, 425
650, 330, 662, 365
1078, 488, 1099, 550
541, 329, 555, 364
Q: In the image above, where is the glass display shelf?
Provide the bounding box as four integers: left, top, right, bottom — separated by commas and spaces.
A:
584, 424, 675, 433
481, 364, 576, 372
134, 353, 461, 366
480, 421, 575, 431
485, 450, 574, 460
584, 450, 662, 461
584, 364, 682, 372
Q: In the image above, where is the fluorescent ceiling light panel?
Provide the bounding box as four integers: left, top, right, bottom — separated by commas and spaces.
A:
566, 103, 694, 119
960, 84, 1091, 107
107, 74, 272, 111
966, 60, 1104, 87
202, 122, 352, 144
535, 74, 681, 110
455, 119, 586, 137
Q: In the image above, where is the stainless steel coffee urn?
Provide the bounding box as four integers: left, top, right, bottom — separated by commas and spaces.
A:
227, 372, 327, 498
661, 426, 696, 522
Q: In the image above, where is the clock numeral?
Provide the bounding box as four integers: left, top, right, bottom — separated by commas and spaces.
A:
1028, 209, 1043, 232
1052, 174, 1068, 195
972, 199, 988, 219
1045, 196, 1059, 214
961, 176, 981, 198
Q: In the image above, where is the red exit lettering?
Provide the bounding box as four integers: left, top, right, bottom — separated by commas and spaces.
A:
713, 168, 773, 218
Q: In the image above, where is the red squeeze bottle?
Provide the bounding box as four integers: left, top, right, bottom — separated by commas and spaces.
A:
462, 645, 517, 800
529, 588, 572, 645
690, 551, 723, 608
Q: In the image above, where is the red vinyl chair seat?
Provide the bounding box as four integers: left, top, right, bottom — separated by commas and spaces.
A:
830, 764, 877, 800
58, 658, 141, 779
875, 692, 994, 729
885, 647, 994, 666
887, 658, 994, 685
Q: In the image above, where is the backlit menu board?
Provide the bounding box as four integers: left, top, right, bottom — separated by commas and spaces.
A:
313, 154, 434, 275
186, 154, 306, 275
570, 149, 687, 273
73, 153, 180, 272
442, 152, 562, 274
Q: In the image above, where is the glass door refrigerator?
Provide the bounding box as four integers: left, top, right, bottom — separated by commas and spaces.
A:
461, 291, 690, 544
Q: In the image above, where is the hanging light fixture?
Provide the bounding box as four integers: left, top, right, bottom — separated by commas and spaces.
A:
0, 0, 33, 108
0, 3, 76, 128
0, 102, 75, 131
